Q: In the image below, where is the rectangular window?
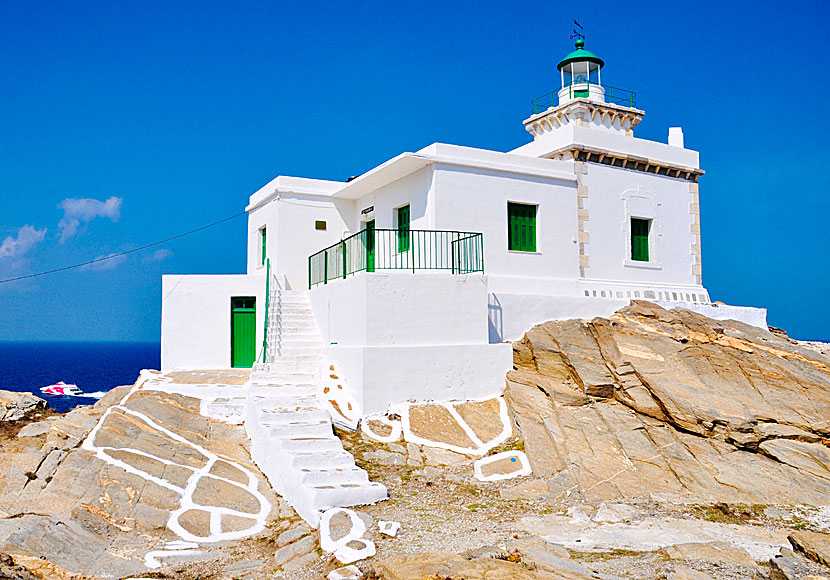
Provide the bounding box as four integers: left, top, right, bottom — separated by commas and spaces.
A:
260, 227, 267, 266
630, 218, 650, 262
508, 202, 537, 252
315, 220, 327, 231
396, 204, 410, 252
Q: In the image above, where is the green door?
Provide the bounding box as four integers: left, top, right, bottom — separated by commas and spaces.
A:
364, 219, 375, 272
231, 297, 256, 368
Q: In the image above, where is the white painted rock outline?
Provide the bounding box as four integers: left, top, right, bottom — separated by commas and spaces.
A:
81, 370, 272, 553
327, 564, 362, 580
360, 414, 402, 443
378, 520, 401, 537
402, 396, 512, 456
474, 450, 532, 482
319, 507, 376, 564
319, 363, 361, 431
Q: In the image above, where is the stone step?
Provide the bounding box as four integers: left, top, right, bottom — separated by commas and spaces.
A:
258, 408, 330, 425
300, 467, 369, 485
274, 307, 315, 315
251, 373, 317, 384
274, 297, 311, 305
268, 421, 333, 438
272, 323, 319, 333
290, 450, 355, 469
310, 482, 388, 511
205, 402, 246, 415
275, 347, 324, 357
252, 393, 318, 408
275, 336, 323, 345
278, 437, 344, 453
269, 353, 323, 362
274, 341, 324, 349
274, 314, 314, 322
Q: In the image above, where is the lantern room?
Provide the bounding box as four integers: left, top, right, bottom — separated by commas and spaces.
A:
557, 38, 605, 105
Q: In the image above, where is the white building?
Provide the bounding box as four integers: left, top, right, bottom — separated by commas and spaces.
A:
161, 39, 765, 417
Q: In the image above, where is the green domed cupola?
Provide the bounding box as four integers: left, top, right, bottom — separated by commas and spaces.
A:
557, 38, 606, 105
557, 38, 605, 70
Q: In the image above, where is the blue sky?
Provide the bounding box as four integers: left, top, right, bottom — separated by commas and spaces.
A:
1, 0, 828, 342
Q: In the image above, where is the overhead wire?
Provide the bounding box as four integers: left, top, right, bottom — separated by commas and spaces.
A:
0, 211, 248, 285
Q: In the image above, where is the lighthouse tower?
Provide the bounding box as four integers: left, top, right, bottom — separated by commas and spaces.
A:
557, 38, 605, 105
524, 38, 644, 139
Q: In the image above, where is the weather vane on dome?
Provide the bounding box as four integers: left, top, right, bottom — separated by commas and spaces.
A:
570, 19, 584, 41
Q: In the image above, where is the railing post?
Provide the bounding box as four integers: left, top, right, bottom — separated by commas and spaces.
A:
342, 240, 346, 279
262, 258, 270, 363
324, 251, 328, 285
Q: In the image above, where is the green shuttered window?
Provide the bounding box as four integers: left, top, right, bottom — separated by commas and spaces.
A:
508, 202, 537, 252
396, 205, 410, 253
631, 218, 650, 262
260, 227, 267, 266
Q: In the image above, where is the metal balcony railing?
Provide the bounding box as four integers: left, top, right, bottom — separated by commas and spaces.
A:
309, 228, 484, 288
531, 81, 637, 114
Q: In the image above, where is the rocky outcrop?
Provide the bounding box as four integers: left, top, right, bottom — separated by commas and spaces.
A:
0, 378, 288, 578
788, 530, 830, 568
0, 391, 46, 422
371, 551, 603, 580
508, 301, 830, 504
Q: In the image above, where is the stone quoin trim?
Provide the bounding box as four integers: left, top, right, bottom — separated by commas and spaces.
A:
689, 181, 702, 285
576, 161, 590, 277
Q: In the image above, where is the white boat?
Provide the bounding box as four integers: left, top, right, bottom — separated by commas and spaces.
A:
40, 381, 84, 396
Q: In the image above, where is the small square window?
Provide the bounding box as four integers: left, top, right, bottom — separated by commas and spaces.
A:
315, 220, 327, 231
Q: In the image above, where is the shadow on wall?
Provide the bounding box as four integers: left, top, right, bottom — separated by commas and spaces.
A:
488, 293, 503, 343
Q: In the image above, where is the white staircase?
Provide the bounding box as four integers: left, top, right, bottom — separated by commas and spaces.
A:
246, 289, 386, 525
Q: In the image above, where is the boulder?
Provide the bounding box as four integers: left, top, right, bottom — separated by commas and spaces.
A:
788, 530, 830, 568
0, 391, 46, 422
663, 541, 758, 569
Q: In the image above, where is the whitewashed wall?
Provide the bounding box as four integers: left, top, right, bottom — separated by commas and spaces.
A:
310, 273, 490, 347
309, 272, 511, 414
349, 168, 434, 231
582, 166, 697, 286
328, 343, 513, 416
431, 163, 579, 281
247, 194, 352, 290
161, 274, 265, 370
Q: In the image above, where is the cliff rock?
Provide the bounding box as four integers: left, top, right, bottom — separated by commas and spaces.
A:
508, 301, 830, 504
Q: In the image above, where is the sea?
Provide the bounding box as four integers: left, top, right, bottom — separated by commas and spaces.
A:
0, 341, 160, 413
